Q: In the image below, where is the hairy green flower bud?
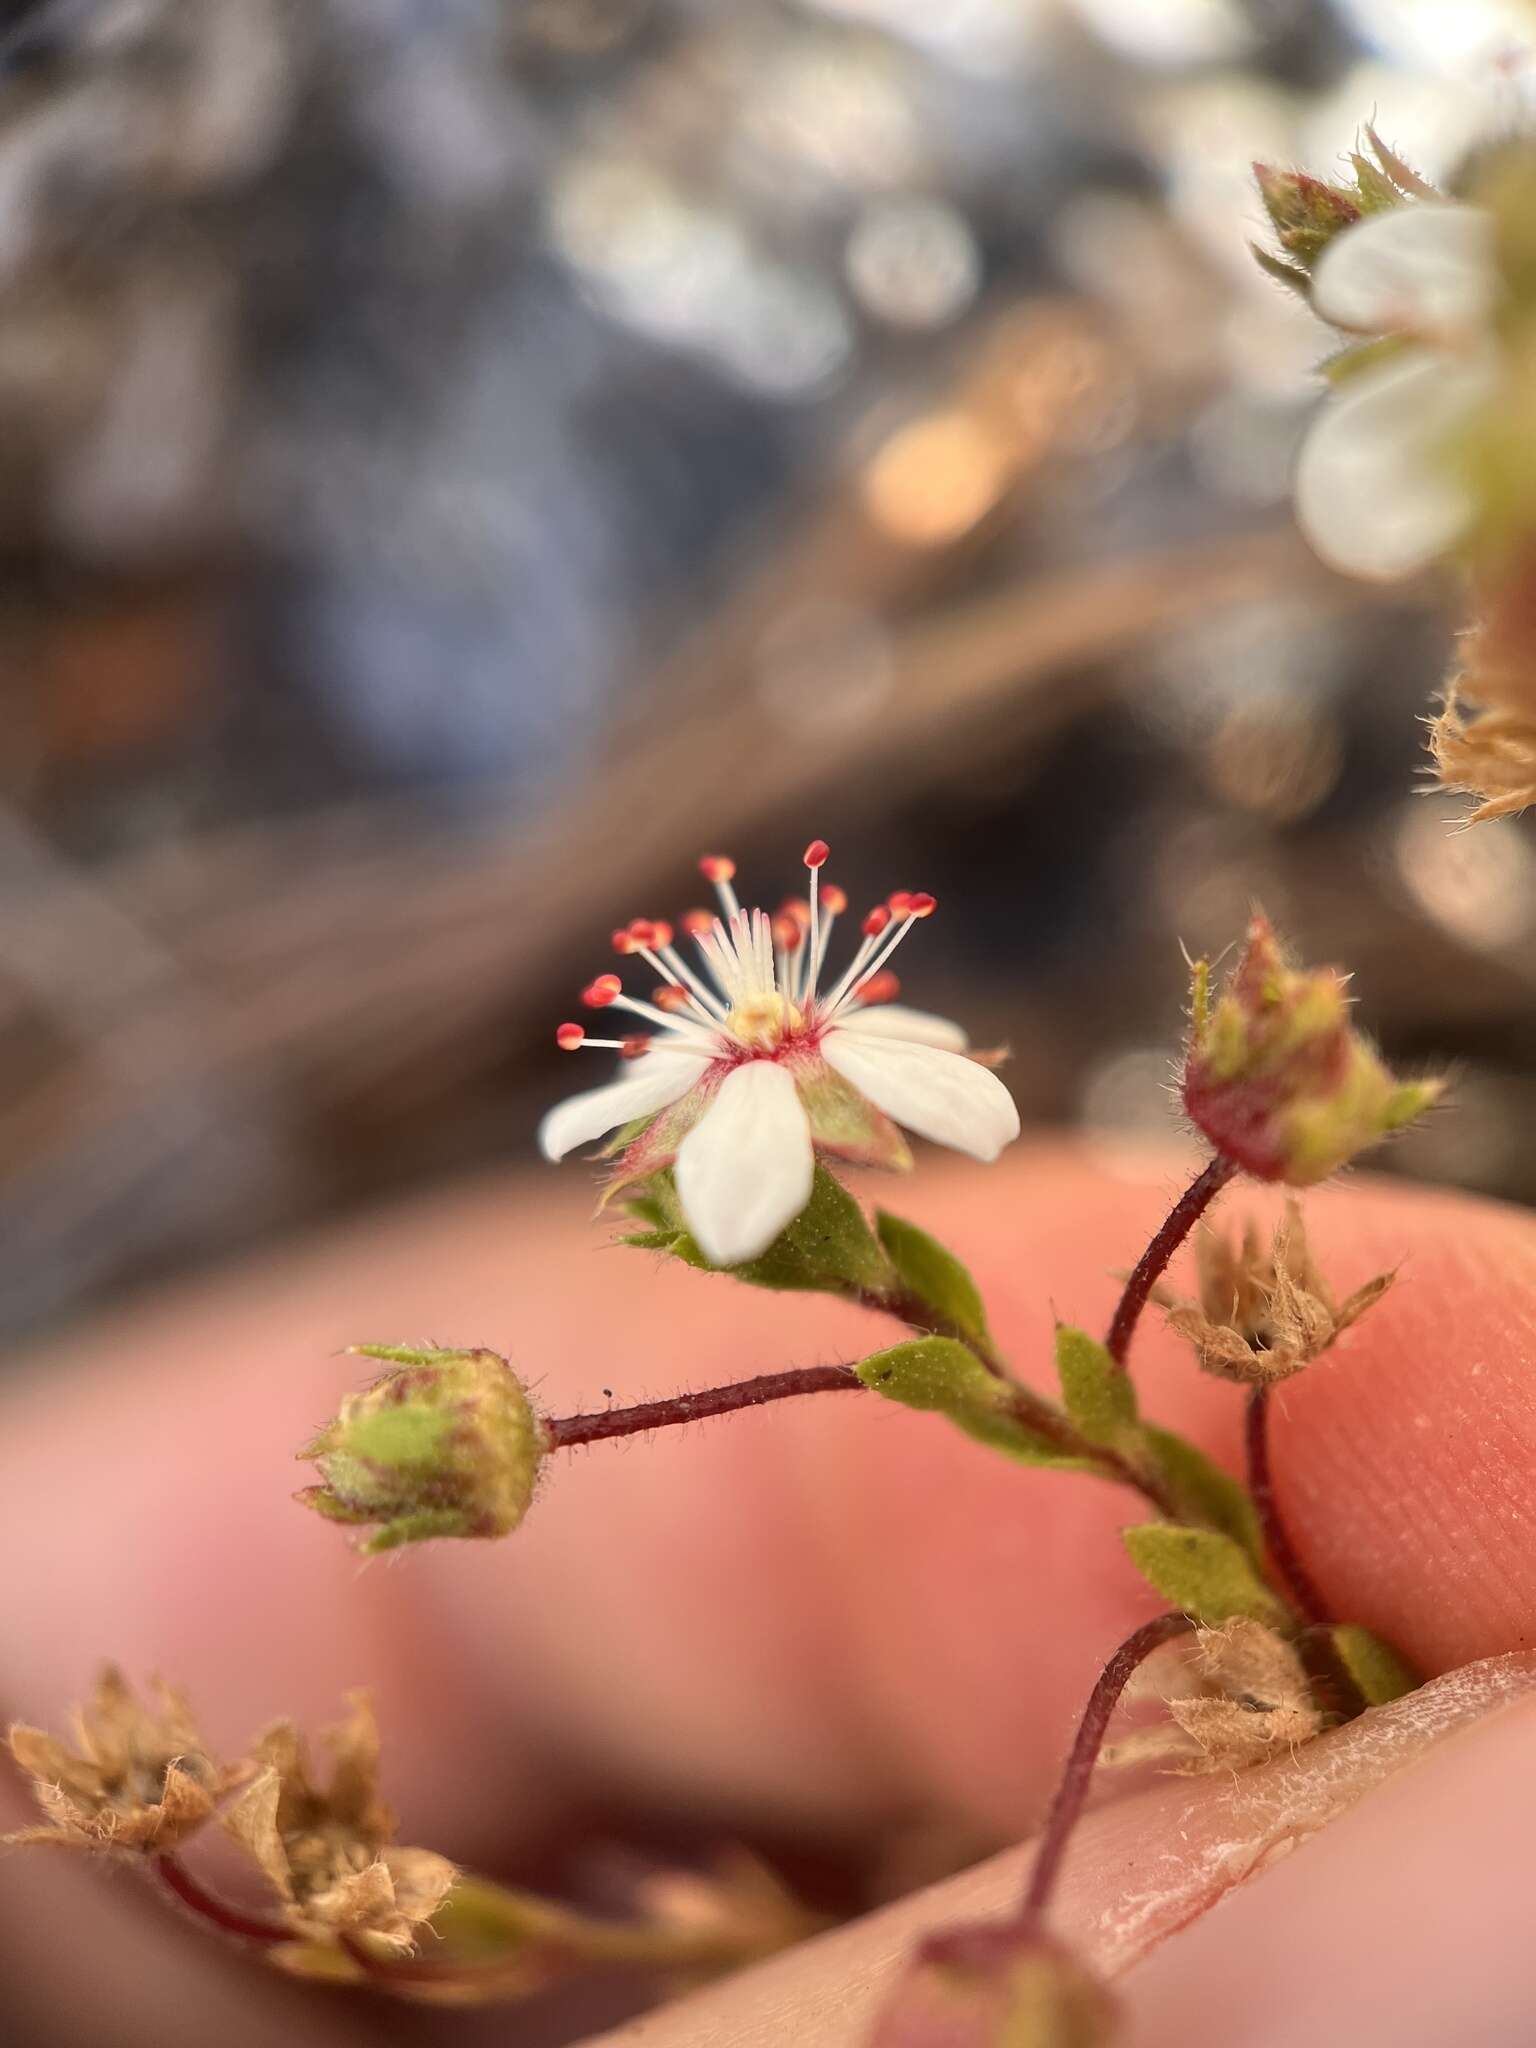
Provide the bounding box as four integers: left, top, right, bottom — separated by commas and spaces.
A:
868, 1924, 1116, 2048
297, 1346, 547, 1552
1182, 915, 1442, 1185
1254, 163, 1362, 265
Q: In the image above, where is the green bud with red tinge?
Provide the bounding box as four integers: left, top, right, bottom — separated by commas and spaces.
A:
867, 1922, 1116, 2048
298, 1345, 547, 1553
1181, 915, 1442, 1186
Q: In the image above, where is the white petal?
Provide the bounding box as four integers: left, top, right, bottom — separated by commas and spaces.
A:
835, 1004, 970, 1052
1294, 349, 1495, 581
538, 1047, 710, 1162
822, 1032, 1019, 1162
1311, 204, 1495, 342
674, 1060, 813, 1266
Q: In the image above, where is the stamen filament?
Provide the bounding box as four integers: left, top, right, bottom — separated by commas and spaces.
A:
628, 941, 718, 1028
610, 993, 716, 1044
656, 941, 729, 1019
824, 913, 918, 1017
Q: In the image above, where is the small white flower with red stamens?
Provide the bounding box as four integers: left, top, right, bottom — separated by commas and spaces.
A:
539, 843, 1020, 1266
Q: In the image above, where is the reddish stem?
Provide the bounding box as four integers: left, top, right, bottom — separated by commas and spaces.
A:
1244, 1386, 1330, 1626
1019, 1613, 1196, 1924
544, 1364, 863, 1449
152, 1853, 290, 1945
1104, 1154, 1238, 1369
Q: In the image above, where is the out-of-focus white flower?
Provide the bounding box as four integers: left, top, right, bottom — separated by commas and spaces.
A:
539, 844, 1019, 1266
1295, 202, 1500, 580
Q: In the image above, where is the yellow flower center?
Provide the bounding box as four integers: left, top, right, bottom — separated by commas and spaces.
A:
725, 994, 801, 1049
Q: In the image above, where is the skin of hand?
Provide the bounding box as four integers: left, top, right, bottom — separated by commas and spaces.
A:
2, 1141, 1535, 2047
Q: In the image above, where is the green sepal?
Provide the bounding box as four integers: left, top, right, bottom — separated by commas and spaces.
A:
622, 1190, 671, 1230
1329, 1623, 1420, 1706
1140, 1425, 1264, 1562
1054, 1326, 1138, 1448
1250, 240, 1311, 295
1122, 1522, 1288, 1628
626, 1164, 895, 1293
856, 1338, 1091, 1470
875, 1209, 992, 1349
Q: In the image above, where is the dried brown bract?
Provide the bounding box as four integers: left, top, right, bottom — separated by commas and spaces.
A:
1157, 1199, 1392, 1384
1429, 678, 1536, 823
5, 1666, 236, 1854
222, 1693, 454, 1956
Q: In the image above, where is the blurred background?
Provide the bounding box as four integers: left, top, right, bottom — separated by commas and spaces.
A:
4, 0, 1536, 1346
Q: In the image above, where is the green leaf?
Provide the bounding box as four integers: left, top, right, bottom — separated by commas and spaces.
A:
1054, 1326, 1138, 1448
1141, 1425, 1264, 1562
1122, 1523, 1288, 1629
627, 1164, 895, 1294
1329, 1623, 1420, 1707
856, 1338, 1093, 1470
875, 1210, 992, 1348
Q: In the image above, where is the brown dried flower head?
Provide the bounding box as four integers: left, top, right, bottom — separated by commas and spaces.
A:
5, 1666, 235, 1854
222, 1694, 454, 1956
1430, 677, 1536, 823
1107, 1618, 1322, 1774
1157, 1199, 1392, 1384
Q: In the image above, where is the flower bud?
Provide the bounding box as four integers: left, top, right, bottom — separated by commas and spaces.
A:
868, 1923, 1115, 2048
1181, 915, 1442, 1185
298, 1346, 547, 1552
1253, 164, 1361, 267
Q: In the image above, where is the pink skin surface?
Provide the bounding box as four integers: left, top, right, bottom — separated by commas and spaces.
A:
3, 1141, 1536, 2045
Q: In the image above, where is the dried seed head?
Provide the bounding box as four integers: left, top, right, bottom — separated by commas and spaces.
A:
223, 1694, 454, 1956
5, 1667, 239, 1855
1157, 1199, 1393, 1384
1105, 1619, 1322, 1775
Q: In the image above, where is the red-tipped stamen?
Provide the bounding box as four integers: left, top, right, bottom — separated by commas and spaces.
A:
804, 838, 830, 869
862, 905, 892, 938
619, 919, 722, 1028
653, 984, 693, 1013
620, 1035, 649, 1059
822, 884, 848, 916
582, 974, 623, 1008
556, 1028, 635, 1052
699, 855, 740, 920
853, 969, 900, 1006
825, 893, 935, 1018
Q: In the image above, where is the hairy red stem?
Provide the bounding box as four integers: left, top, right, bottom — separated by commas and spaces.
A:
1104, 1154, 1237, 1368
544, 1364, 863, 1448
1020, 1613, 1197, 1924
152, 1853, 290, 1945
1244, 1385, 1331, 1626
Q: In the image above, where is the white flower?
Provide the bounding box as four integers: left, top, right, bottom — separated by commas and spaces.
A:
539, 843, 1020, 1266
1295, 201, 1500, 582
